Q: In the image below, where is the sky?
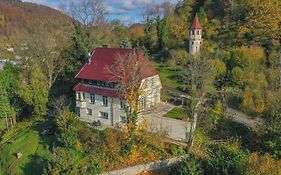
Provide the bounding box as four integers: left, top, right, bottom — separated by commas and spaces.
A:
22, 0, 179, 24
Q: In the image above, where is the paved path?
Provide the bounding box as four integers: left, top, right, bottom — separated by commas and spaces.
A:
140, 102, 175, 118
224, 106, 264, 129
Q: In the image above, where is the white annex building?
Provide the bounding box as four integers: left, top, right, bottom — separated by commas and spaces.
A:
74, 47, 162, 127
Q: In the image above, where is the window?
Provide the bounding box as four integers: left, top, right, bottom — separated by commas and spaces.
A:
109, 83, 114, 88
86, 108, 92, 115
102, 96, 108, 106
90, 94, 95, 104
77, 92, 81, 100
82, 93, 85, 101
192, 30, 195, 35
120, 116, 126, 123
197, 30, 199, 35
192, 41, 194, 45
120, 100, 125, 109
77, 92, 84, 101
99, 112, 108, 119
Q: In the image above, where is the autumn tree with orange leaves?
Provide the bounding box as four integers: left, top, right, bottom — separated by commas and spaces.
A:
106, 53, 147, 144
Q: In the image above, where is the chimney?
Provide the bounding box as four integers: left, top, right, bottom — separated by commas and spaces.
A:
102, 44, 109, 48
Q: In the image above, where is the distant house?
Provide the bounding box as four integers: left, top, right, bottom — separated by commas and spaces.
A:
74, 47, 162, 127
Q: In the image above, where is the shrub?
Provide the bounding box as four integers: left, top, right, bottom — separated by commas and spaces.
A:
240, 152, 281, 175
207, 144, 247, 175
55, 111, 80, 150
171, 154, 203, 175
171, 146, 186, 156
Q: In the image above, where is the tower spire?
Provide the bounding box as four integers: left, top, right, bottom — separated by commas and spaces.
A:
188, 14, 203, 55
191, 14, 202, 29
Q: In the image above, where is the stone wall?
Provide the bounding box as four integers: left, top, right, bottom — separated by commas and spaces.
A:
99, 156, 185, 175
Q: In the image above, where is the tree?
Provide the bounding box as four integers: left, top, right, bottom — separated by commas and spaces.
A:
181, 55, 218, 145
0, 84, 14, 129
175, 0, 195, 22
64, 0, 106, 26
106, 53, 150, 144
55, 111, 80, 149
0, 63, 20, 127
238, 0, 281, 43
119, 37, 132, 48
17, 64, 49, 117
182, 56, 215, 117
197, 7, 207, 24
156, 15, 168, 50
19, 29, 68, 89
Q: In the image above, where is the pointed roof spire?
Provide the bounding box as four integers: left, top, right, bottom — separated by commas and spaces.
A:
191, 14, 202, 29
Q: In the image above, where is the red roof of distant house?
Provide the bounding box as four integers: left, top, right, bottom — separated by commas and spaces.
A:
74, 83, 119, 98
191, 14, 202, 29
75, 48, 158, 82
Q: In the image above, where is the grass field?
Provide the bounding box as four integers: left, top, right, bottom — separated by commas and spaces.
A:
0, 121, 55, 175
154, 63, 184, 89
0, 118, 5, 130
163, 107, 188, 121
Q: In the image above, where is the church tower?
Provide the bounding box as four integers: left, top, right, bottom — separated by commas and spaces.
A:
189, 14, 203, 55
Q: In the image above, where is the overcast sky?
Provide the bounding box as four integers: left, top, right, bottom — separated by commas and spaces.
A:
22, 0, 179, 24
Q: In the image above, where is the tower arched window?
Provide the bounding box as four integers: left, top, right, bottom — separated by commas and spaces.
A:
192, 30, 195, 35
197, 30, 199, 35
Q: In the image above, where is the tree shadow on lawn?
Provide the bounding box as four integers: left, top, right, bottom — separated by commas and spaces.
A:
21, 120, 56, 175
210, 119, 261, 151
21, 154, 48, 175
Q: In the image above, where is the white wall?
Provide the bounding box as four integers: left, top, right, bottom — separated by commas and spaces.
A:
75, 75, 162, 127
76, 92, 126, 127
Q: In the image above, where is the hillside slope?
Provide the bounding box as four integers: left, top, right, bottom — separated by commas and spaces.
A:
0, 0, 73, 45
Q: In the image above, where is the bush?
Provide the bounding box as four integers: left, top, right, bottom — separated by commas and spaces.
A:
55, 111, 80, 150
240, 152, 281, 175
171, 146, 186, 156
171, 154, 203, 175
207, 144, 247, 175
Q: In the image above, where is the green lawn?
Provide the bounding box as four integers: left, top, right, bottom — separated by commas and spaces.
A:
0, 121, 55, 175
163, 107, 189, 121
154, 63, 184, 89
0, 118, 5, 130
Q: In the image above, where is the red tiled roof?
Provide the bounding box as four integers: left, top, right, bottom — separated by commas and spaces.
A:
74, 83, 119, 98
75, 48, 158, 82
191, 14, 202, 29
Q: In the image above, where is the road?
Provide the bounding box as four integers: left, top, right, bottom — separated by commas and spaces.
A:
224, 106, 264, 129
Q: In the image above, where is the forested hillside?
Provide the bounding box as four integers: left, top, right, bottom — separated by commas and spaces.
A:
0, 0, 73, 48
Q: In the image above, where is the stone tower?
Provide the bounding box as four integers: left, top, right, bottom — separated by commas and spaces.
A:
189, 14, 203, 55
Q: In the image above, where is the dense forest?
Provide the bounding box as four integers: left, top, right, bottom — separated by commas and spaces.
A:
0, 0, 280, 174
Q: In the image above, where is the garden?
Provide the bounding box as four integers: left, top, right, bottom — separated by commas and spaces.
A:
0, 111, 186, 175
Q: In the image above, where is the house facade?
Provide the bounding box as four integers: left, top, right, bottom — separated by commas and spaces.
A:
74, 48, 162, 127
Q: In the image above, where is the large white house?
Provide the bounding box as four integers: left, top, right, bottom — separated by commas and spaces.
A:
74, 47, 162, 127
